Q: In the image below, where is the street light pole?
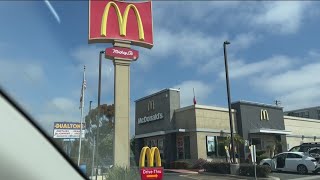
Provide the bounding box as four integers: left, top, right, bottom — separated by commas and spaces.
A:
223, 41, 236, 164
95, 51, 105, 180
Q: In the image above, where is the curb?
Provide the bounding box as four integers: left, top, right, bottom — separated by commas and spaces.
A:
164, 169, 199, 174
199, 172, 280, 180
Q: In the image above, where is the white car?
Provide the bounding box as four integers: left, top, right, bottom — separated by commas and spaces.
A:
259, 152, 320, 174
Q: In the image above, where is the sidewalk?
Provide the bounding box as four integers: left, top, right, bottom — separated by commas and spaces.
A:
164, 169, 199, 174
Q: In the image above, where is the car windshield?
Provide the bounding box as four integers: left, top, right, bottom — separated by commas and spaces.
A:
1, 1, 320, 179
290, 146, 301, 152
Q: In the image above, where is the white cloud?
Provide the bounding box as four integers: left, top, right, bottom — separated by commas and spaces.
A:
138, 28, 260, 76
219, 55, 293, 79
0, 59, 45, 85
153, 1, 313, 36
241, 52, 320, 111
24, 64, 45, 82
172, 80, 213, 107
279, 85, 320, 111
35, 96, 80, 136
252, 62, 320, 94
47, 97, 76, 113
251, 1, 310, 34
231, 33, 261, 50
71, 45, 113, 79
153, 1, 241, 29
145, 88, 161, 96
70, 45, 114, 97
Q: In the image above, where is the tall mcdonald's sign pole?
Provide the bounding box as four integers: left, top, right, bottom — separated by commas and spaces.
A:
89, 0, 153, 167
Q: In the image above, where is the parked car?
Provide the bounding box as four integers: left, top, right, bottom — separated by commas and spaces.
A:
308, 147, 320, 161
289, 142, 320, 153
259, 152, 320, 174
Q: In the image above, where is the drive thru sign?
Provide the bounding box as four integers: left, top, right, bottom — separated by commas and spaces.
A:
140, 167, 163, 180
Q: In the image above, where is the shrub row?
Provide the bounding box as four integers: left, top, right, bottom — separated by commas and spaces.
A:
170, 161, 191, 169
239, 164, 271, 177
170, 158, 210, 169
191, 158, 207, 169
202, 162, 271, 177
203, 162, 230, 174
169, 159, 271, 178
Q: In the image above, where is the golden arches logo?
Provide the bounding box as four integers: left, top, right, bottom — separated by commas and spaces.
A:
100, 1, 145, 41
139, 146, 161, 168
260, 109, 269, 121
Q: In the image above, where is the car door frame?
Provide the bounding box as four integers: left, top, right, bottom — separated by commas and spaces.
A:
274, 153, 287, 171
285, 153, 303, 172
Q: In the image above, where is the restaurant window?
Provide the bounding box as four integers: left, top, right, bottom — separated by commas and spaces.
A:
177, 136, 184, 159
317, 110, 320, 119
206, 136, 216, 156
177, 135, 191, 159
305, 111, 309, 118
157, 139, 165, 159
217, 136, 227, 157
184, 136, 191, 159
251, 138, 262, 150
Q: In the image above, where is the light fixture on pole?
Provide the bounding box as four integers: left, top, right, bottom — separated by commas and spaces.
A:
223, 41, 236, 164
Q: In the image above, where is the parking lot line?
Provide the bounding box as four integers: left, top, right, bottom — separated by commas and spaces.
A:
290, 176, 320, 180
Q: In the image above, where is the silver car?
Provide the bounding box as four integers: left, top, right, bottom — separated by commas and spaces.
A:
259, 152, 320, 174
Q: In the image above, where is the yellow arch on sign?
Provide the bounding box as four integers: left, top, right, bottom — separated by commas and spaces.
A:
100, 1, 145, 41
139, 146, 161, 168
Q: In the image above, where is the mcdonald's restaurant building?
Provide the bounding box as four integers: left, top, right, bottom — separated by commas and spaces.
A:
134, 89, 320, 167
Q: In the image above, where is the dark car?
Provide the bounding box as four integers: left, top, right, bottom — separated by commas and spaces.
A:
289, 143, 320, 153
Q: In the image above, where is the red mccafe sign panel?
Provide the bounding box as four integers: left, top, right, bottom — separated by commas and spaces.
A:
89, 0, 153, 49
105, 47, 139, 60
140, 167, 163, 180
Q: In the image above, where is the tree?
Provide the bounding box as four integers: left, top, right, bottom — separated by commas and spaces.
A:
224, 134, 245, 147
224, 134, 245, 163
67, 104, 115, 175
85, 104, 115, 166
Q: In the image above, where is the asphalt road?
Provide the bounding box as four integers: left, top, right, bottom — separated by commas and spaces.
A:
271, 171, 320, 180
164, 173, 246, 180
164, 172, 320, 180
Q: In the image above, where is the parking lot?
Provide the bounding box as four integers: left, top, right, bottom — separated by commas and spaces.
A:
163, 170, 320, 180
271, 171, 320, 180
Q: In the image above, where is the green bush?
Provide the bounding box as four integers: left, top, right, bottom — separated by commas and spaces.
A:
257, 155, 269, 164
170, 161, 192, 169
239, 164, 271, 177
106, 166, 140, 180
191, 158, 207, 169
203, 162, 230, 174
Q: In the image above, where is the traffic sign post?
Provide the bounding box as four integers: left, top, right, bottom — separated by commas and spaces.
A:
140, 167, 163, 180
250, 145, 257, 180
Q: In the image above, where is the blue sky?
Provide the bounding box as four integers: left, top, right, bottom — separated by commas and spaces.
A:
1, 1, 320, 136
